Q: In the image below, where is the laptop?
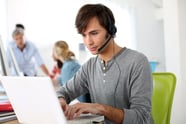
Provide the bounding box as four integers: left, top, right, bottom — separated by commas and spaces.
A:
0, 76, 104, 124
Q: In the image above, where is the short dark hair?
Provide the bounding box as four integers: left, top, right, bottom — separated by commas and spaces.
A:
75, 4, 117, 37
16, 24, 25, 30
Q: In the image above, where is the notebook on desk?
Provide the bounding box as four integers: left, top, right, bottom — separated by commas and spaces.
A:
0, 76, 104, 124
0, 84, 14, 112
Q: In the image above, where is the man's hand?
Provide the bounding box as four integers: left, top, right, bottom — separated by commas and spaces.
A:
59, 98, 69, 111
59, 99, 124, 124
64, 103, 103, 120
64, 102, 124, 124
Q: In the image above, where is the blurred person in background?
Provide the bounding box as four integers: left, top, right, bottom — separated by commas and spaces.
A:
53, 40, 90, 102
7, 24, 50, 76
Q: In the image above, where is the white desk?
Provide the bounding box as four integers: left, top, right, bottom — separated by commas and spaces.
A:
1, 114, 104, 124
2, 120, 18, 124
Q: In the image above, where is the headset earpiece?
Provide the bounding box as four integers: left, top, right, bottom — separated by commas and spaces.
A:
108, 25, 117, 37
106, 15, 117, 37
101, 4, 117, 37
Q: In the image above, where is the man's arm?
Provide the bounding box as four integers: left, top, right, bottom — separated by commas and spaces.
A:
40, 64, 50, 76
59, 98, 124, 124
122, 56, 153, 124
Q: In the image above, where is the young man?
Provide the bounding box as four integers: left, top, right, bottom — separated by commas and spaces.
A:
8, 27, 50, 76
57, 4, 153, 124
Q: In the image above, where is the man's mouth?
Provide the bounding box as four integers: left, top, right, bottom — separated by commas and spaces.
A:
89, 46, 97, 52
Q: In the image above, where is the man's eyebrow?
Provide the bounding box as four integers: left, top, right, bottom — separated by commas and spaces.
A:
82, 29, 101, 36
89, 29, 100, 33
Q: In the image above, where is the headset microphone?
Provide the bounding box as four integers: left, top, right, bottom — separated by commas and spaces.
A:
97, 35, 112, 53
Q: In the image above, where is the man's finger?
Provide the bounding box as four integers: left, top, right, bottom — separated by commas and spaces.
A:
65, 105, 82, 120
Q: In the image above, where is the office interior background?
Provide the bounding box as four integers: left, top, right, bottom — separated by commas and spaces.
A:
0, 0, 185, 123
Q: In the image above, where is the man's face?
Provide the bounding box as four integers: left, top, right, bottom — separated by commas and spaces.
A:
13, 34, 25, 48
81, 17, 108, 55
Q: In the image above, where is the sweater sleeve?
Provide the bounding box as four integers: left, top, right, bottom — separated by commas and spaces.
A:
123, 56, 153, 124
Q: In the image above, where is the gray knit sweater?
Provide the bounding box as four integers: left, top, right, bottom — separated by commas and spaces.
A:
57, 48, 153, 124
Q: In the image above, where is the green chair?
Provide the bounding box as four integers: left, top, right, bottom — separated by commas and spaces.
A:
152, 73, 176, 124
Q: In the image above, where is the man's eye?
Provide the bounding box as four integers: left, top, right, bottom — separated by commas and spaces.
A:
91, 32, 98, 35
82, 34, 86, 37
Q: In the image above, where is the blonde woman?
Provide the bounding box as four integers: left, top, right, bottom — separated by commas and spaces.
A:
53, 41, 90, 102
53, 41, 80, 86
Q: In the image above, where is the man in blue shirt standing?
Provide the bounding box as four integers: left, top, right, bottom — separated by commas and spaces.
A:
8, 26, 49, 76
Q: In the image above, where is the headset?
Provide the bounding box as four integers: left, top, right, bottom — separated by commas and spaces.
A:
97, 6, 117, 53
97, 26, 117, 53
97, 35, 112, 53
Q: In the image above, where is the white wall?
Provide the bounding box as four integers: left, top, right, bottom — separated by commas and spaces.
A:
0, 0, 8, 43
113, 0, 166, 71
177, 0, 186, 122
0, 0, 7, 75
163, 0, 186, 123
178, 0, 186, 102
132, 0, 165, 71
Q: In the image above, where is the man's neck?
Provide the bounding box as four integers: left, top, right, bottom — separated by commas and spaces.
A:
99, 40, 122, 63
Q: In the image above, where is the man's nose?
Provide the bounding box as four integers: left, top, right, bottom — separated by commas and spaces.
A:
85, 36, 93, 46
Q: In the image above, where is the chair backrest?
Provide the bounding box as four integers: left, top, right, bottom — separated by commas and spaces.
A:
152, 73, 176, 124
